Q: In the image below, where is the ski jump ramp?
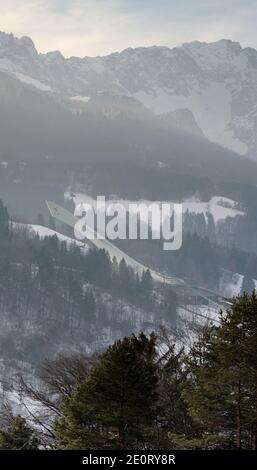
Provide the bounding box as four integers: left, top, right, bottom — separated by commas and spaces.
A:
46, 201, 185, 287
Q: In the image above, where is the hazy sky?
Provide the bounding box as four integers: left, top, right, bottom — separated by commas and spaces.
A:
0, 0, 257, 57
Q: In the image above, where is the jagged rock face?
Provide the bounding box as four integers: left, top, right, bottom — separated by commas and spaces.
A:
160, 109, 205, 138
1, 32, 257, 158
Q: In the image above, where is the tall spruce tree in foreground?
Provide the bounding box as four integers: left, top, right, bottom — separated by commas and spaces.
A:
0, 415, 39, 450
183, 292, 257, 449
55, 333, 158, 449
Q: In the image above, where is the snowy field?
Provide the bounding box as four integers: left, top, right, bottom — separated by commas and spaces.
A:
65, 191, 244, 226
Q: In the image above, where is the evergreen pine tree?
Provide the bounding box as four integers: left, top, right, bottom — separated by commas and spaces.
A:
0, 415, 39, 450
207, 212, 216, 243
0, 199, 9, 239
183, 292, 257, 449
141, 269, 153, 293
55, 333, 158, 449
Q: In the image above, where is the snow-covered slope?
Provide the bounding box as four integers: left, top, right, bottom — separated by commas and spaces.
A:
183, 196, 244, 223
15, 223, 89, 252
1, 32, 257, 158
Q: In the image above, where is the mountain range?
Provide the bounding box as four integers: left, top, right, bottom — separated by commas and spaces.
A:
1, 32, 257, 159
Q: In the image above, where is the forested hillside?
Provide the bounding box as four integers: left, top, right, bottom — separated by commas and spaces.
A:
0, 200, 178, 382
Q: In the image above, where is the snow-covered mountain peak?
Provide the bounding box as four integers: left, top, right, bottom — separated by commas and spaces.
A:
19, 35, 35, 49
0, 31, 14, 47
0, 31, 36, 53
42, 50, 65, 63
182, 38, 246, 74
182, 38, 241, 51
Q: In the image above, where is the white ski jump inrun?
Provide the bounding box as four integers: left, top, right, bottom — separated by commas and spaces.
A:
46, 200, 185, 286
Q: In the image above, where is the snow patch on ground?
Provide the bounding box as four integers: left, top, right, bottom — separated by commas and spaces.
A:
219, 269, 244, 298
70, 95, 91, 103
66, 191, 244, 226
178, 304, 220, 325
183, 196, 244, 223
12, 72, 52, 91
15, 223, 89, 252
